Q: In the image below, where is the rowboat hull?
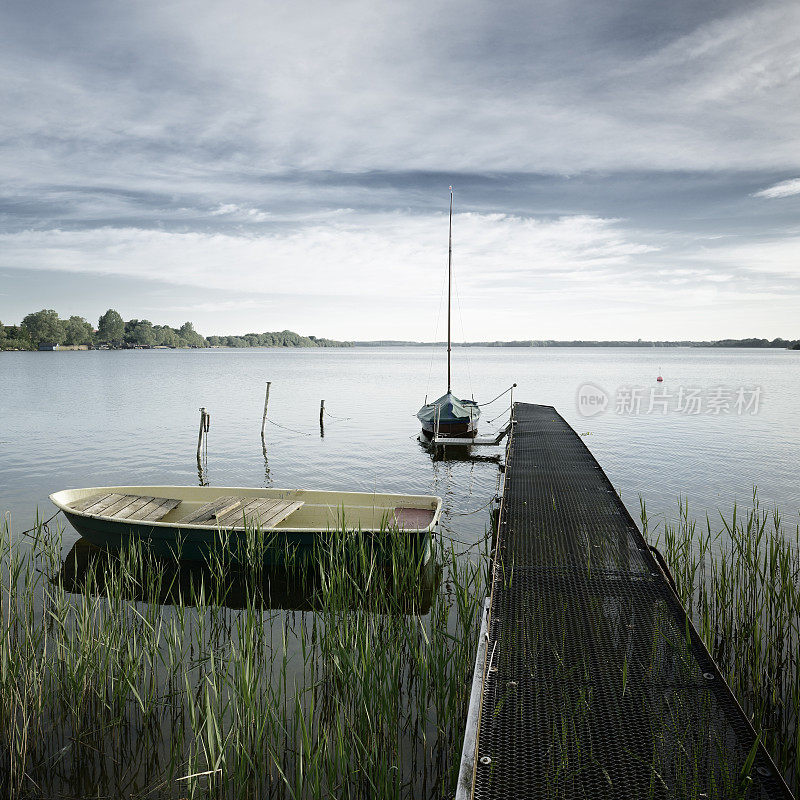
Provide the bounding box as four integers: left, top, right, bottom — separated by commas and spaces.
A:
51, 486, 442, 564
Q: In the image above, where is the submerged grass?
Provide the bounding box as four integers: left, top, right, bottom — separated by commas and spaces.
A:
643, 491, 800, 795
0, 516, 487, 799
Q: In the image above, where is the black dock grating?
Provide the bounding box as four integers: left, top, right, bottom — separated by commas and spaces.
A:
470, 404, 792, 800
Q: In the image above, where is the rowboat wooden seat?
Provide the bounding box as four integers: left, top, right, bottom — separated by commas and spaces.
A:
69, 492, 180, 522
179, 496, 304, 529
179, 495, 243, 524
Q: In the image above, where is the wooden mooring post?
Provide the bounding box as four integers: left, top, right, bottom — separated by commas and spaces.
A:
197, 407, 210, 458
197, 407, 210, 486
260, 381, 271, 441
319, 400, 325, 436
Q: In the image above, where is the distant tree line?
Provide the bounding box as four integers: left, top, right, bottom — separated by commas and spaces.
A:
0, 309, 351, 350
2, 309, 796, 350
206, 332, 347, 348
705, 337, 797, 349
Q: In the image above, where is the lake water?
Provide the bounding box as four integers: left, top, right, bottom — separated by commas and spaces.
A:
2, 346, 799, 542
2, 346, 800, 798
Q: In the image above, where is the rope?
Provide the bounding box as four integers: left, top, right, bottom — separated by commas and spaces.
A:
478, 385, 515, 407
450, 495, 500, 516
19, 510, 61, 546
485, 405, 512, 426
266, 418, 313, 437
439, 526, 491, 546
19, 511, 60, 537
439, 528, 492, 556
324, 408, 352, 422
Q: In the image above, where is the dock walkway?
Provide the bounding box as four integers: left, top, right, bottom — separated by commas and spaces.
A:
460, 403, 792, 800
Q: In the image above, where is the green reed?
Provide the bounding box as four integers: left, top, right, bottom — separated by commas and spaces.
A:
643, 491, 800, 794
0, 515, 486, 799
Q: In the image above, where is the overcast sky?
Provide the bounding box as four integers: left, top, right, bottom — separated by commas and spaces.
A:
2, 0, 800, 340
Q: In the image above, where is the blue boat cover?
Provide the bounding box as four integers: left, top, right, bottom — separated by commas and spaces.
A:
417, 392, 480, 426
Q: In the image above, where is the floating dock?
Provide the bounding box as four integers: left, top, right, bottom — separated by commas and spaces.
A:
458, 403, 792, 800
432, 423, 511, 447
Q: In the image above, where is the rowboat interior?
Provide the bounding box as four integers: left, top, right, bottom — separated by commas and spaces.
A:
50, 486, 441, 532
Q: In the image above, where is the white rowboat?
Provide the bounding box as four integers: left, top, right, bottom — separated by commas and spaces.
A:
50, 485, 442, 563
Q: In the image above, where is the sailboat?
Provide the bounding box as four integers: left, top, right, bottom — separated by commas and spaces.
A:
417, 191, 480, 440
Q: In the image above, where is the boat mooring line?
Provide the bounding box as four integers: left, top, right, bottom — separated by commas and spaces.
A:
439, 528, 492, 555
476, 384, 517, 408
323, 407, 352, 422
18, 510, 61, 543
484, 405, 512, 425
450, 495, 500, 516
264, 417, 313, 437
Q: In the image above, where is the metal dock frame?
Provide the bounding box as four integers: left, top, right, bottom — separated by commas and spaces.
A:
459, 403, 793, 800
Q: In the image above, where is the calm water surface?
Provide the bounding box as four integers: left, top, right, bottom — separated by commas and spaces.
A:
2, 346, 800, 798
2, 346, 799, 540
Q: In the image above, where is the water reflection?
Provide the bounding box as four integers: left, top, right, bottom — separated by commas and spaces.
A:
196, 457, 208, 486
418, 435, 503, 464
58, 537, 441, 613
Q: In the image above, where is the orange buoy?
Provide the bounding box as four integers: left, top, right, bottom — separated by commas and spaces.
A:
656, 375, 663, 382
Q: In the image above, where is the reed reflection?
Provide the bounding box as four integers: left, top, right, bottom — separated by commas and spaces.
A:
58, 536, 441, 614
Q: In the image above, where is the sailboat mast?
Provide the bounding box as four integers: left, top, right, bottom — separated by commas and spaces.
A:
447, 189, 452, 394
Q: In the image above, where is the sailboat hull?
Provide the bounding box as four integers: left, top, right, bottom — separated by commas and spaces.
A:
420, 419, 479, 439
417, 392, 480, 439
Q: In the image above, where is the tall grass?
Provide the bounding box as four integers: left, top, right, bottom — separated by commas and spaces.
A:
643, 491, 800, 794
0, 516, 487, 799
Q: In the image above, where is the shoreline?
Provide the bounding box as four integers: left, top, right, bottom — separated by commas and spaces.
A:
3, 340, 799, 352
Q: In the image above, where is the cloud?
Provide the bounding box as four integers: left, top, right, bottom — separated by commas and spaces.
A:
3, 1, 800, 339
692, 236, 800, 277
210, 203, 272, 221
0, 212, 655, 301
3, 0, 800, 185
753, 179, 800, 199
4, 206, 797, 340
0, 209, 670, 338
